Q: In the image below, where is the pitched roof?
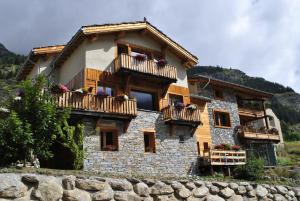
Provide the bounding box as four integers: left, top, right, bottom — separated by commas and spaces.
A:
188, 74, 273, 99
16, 45, 65, 80
52, 20, 198, 68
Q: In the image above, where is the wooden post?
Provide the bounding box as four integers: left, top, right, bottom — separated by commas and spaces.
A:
262, 100, 269, 129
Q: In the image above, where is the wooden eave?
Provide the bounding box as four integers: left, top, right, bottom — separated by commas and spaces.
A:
188, 76, 273, 99
52, 21, 198, 69
16, 45, 65, 80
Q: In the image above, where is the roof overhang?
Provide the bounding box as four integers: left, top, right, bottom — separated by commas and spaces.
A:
52, 21, 198, 69
16, 45, 65, 80
188, 74, 273, 99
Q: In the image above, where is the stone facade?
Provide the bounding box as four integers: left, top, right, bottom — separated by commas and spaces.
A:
0, 173, 299, 201
83, 110, 199, 177
201, 86, 240, 145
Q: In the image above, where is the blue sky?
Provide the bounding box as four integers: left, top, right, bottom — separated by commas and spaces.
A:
1, 0, 300, 92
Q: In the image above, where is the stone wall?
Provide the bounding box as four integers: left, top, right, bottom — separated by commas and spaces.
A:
0, 173, 299, 201
83, 110, 199, 177
202, 86, 240, 145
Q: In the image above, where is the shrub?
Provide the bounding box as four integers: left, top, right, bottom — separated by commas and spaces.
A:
233, 157, 264, 181
277, 157, 293, 166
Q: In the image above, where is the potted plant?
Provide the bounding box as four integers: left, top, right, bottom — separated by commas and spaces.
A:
50, 84, 69, 94
157, 59, 168, 67
116, 94, 129, 101
96, 90, 108, 98
134, 54, 147, 61
231, 145, 241, 151
74, 88, 88, 96
175, 102, 185, 110
186, 104, 197, 111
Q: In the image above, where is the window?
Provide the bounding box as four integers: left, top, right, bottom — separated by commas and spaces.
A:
118, 44, 129, 55
130, 90, 157, 111
97, 83, 114, 96
179, 135, 185, 143
100, 129, 118, 151
203, 142, 209, 150
168, 94, 184, 106
144, 132, 155, 153
214, 89, 224, 99
214, 110, 231, 128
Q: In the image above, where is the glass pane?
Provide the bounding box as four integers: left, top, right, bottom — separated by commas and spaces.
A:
130, 90, 155, 110
106, 87, 113, 96
106, 132, 113, 145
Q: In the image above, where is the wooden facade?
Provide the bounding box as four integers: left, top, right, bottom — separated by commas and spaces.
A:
237, 126, 280, 142
202, 150, 246, 166
162, 106, 201, 126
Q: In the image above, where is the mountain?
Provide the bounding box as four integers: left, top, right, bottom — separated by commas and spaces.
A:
188, 66, 300, 141
0, 43, 26, 105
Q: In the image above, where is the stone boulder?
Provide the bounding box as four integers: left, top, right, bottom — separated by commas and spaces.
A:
229, 183, 239, 191
276, 186, 288, 195
273, 194, 287, 201
21, 174, 39, 185
228, 195, 243, 201
212, 182, 228, 189
219, 187, 235, 199
75, 179, 108, 191
92, 189, 114, 201
236, 186, 246, 195
134, 182, 150, 197
0, 174, 27, 199
255, 185, 268, 198
114, 191, 142, 201
209, 185, 219, 195
185, 182, 196, 190
150, 181, 174, 195
176, 187, 191, 199
206, 194, 225, 201
63, 189, 91, 201
192, 186, 209, 198
33, 177, 63, 201
109, 179, 133, 191
62, 175, 76, 190
170, 181, 182, 190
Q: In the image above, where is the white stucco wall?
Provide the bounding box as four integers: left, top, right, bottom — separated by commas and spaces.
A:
27, 57, 54, 79
58, 42, 86, 85
266, 108, 284, 144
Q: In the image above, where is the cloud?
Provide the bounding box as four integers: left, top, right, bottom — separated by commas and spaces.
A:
0, 0, 300, 92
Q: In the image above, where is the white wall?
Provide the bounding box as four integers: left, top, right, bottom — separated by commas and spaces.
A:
266, 108, 284, 144
27, 57, 54, 79
58, 41, 86, 85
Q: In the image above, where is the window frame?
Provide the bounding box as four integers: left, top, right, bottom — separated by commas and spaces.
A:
130, 89, 158, 111
213, 109, 231, 128
144, 132, 156, 153
100, 128, 119, 151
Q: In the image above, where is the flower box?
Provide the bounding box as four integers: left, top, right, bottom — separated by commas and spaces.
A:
231, 145, 241, 151
74, 88, 88, 96
134, 54, 147, 61
50, 84, 69, 94
175, 102, 185, 110
96, 90, 108, 98
157, 59, 168, 67
116, 94, 129, 101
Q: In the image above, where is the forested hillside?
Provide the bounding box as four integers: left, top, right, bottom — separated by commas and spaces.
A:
188, 66, 300, 141
0, 43, 26, 105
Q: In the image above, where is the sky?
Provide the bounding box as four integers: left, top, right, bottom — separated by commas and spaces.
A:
1, 0, 300, 92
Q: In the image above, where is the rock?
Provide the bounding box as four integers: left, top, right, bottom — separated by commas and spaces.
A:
212, 182, 228, 188
187, 196, 205, 201
239, 182, 250, 186
205, 181, 212, 188
33, 177, 63, 201
63, 175, 76, 190
179, 179, 189, 184
75, 179, 108, 191
142, 179, 155, 186
229, 183, 239, 190
274, 194, 287, 201
150, 181, 174, 195
194, 181, 204, 187
21, 175, 39, 184
0, 174, 27, 199
92, 189, 114, 201
109, 179, 133, 191
185, 182, 196, 190
270, 186, 278, 194
276, 186, 288, 195
176, 187, 191, 199
206, 194, 225, 201
219, 187, 235, 199
209, 185, 219, 195
114, 191, 142, 201
154, 194, 177, 201
236, 186, 246, 195
293, 187, 300, 197
246, 185, 253, 191
287, 190, 295, 197
170, 181, 182, 190
228, 195, 243, 201
63, 189, 91, 201
255, 185, 268, 198
247, 190, 256, 198
267, 194, 274, 199
192, 186, 208, 198
134, 182, 150, 197
126, 177, 140, 184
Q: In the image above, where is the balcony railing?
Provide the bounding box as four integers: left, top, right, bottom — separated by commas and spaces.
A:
162, 106, 201, 126
236, 126, 280, 142
203, 149, 246, 166
238, 107, 264, 117
54, 91, 137, 118
115, 53, 177, 82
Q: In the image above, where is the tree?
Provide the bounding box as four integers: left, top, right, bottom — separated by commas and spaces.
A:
0, 75, 84, 169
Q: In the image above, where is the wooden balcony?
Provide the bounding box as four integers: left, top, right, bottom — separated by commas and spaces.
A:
162, 106, 201, 126
54, 91, 137, 119
115, 53, 177, 83
237, 126, 280, 142
238, 107, 264, 118
202, 149, 246, 166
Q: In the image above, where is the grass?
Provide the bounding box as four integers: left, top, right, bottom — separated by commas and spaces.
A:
277, 141, 300, 167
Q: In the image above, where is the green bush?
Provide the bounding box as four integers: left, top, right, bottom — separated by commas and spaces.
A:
277, 157, 293, 166
233, 157, 264, 181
